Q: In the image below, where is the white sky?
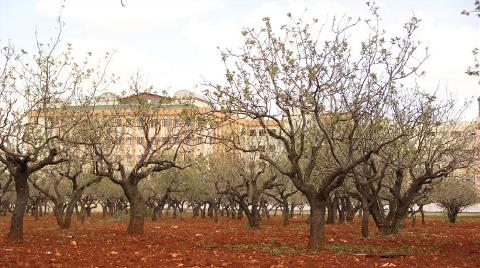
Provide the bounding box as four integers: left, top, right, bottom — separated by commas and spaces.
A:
0, 0, 479, 119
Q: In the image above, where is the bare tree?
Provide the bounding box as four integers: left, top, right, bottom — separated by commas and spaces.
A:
366, 94, 477, 235
206, 6, 426, 248
265, 175, 298, 226
0, 17, 112, 239
29, 150, 101, 229
432, 178, 478, 223
214, 152, 278, 228
89, 74, 207, 234
142, 169, 185, 221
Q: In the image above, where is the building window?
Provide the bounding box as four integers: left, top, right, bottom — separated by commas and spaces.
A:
114, 137, 121, 145
125, 119, 133, 128
249, 129, 256, 136
268, 128, 277, 135
196, 137, 203, 144
137, 118, 143, 129
113, 117, 122, 127
150, 119, 157, 128
137, 137, 144, 145
125, 137, 132, 145
161, 118, 168, 127
259, 129, 266, 136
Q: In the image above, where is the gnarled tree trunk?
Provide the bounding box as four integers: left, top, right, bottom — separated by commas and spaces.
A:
8, 172, 29, 240
308, 199, 327, 249
124, 183, 145, 234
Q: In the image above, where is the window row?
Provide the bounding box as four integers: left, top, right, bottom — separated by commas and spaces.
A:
112, 117, 180, 128
248, 128, 277, 137
115, 136, 208, 145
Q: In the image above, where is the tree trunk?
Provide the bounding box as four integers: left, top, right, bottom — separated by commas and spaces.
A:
326, 197, 335, 224
237, 208, 243, 219
31, 201, 39, 221
151, 205, 158, 221
63, 191, 83, 229
225, 207, 231, 218
361, 197, 369, 238
289, 203, 295, 218
338, 206, 346, 224
39, 203, 44, 217
345, 197, 355, 222
420, 205, 425, 225
282, 203, 289, 226
102, 204, 107, 218
308, 200, 327, 249
109, 203, 115, 217
200, 203, 206, 218
193, 204, 200, 218
8, 173, 29, 240
207, 203, 214, 218
62, 201, 77, 229
172, 204, 177, 219
124, 184, 145, 234
214, 203, 219, 223
411, 210, 417, 227
220, 206, 224, 217
250, 205, 260, 227
54, 202, 65, 227
158, 204, 164, 217
447, 209, 458, 224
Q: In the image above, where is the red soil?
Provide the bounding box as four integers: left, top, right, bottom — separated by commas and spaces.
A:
1, 214, 479, 267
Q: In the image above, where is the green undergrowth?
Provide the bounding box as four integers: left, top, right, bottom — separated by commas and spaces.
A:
327, 243, 434, 256
221, 239, 308, 255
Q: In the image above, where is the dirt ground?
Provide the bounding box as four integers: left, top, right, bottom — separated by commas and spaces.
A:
1, 213, 479, 267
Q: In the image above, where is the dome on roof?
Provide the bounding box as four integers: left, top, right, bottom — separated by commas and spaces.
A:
97, 92, 118, 100
174, 90, 206, 100
96, 92, 119, 105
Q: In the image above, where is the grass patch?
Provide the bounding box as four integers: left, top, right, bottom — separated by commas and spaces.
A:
202, 242, 219, 249
327, 243, 433, 256
108, 214, 129, 223
225, 241, 307, 255
265, 243, 307, 255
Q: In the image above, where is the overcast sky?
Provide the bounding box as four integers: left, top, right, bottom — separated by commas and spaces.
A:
0, 0, 479, 119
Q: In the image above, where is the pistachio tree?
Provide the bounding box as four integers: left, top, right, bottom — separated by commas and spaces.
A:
89, 74, 208, 234
207, 7, 426, 248
0, 19, 112, 239
432, 178, 478, 223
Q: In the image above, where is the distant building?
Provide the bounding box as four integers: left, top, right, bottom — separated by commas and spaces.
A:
29, 90, 279, 168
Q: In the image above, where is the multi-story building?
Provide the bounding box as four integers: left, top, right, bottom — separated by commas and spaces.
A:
29, 90, 280, 168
